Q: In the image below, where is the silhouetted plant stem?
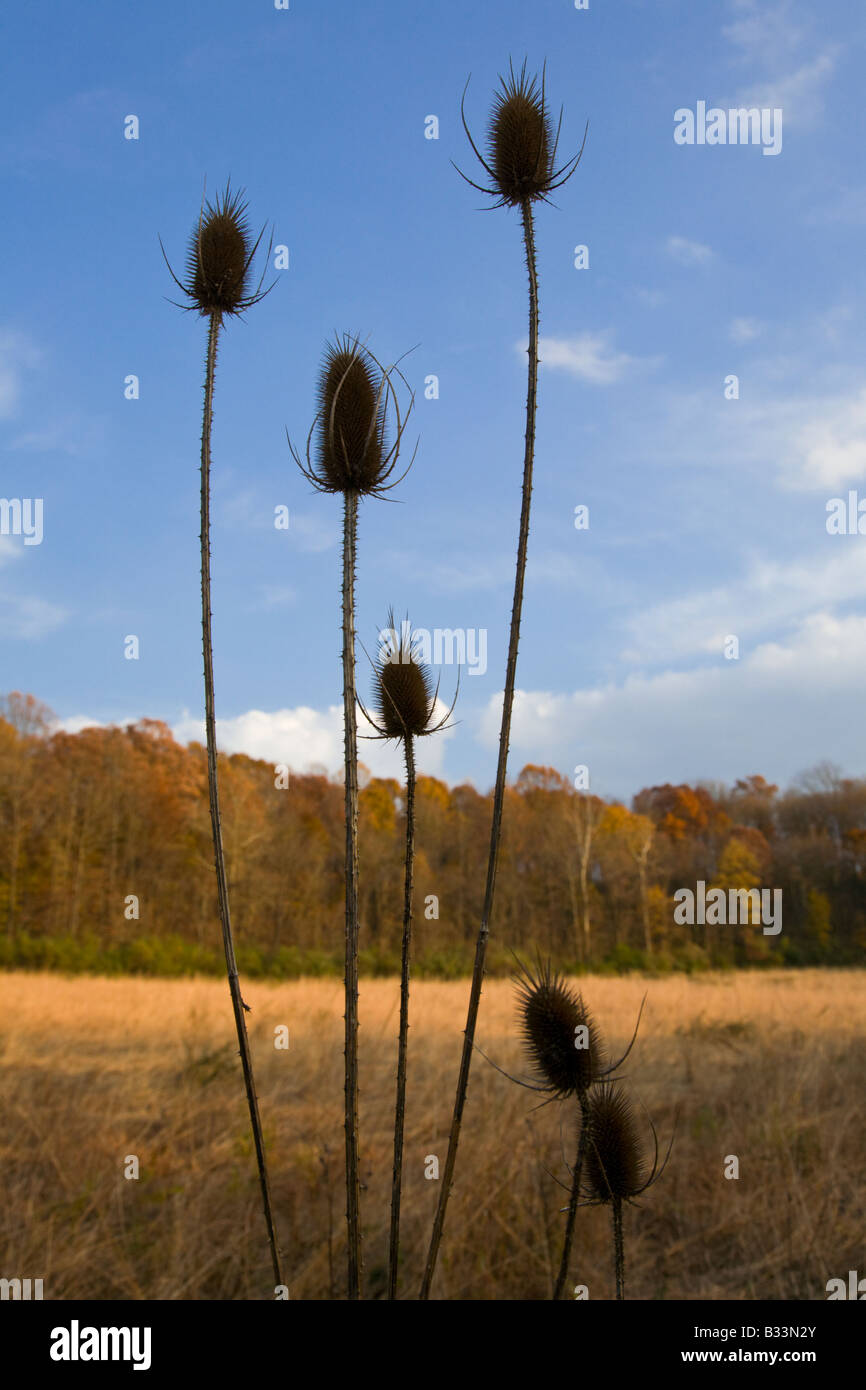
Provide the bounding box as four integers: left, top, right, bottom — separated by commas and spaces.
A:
289, 336, 415, 1300
200, 309, 283, 1290
421, 196, 539, 1298
341, 487, 363, 1301
613, 1196, 625, 1299
553, 1092, 589, 1300
388, 734, 416, 1299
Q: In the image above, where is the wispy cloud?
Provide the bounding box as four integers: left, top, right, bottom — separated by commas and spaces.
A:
524, 333, 643, 385
0, 537, 24, 568
721, 0, 838, 130
666, 236, 713, 266
9, 411, 105, 456
218, 491, 339, 552
256, 584, 296, 609
805, 186, 866, 227
0, 329, 40, 419
0, 592, 67, 639
621, 547, 866, 665
730, 316, 764, 343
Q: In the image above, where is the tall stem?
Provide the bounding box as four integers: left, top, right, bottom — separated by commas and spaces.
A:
341, 488, 363, 1300
613, 1196, 625, 1300
388, 735, 416, 1299
553, 1092, 588, 1300
200, 310, 283, 1290
421, 198, 539, 1298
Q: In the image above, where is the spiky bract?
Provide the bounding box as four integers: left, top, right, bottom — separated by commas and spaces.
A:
373, 609, 437, 740
514, 958, 603, 1098
584, 1082, 647, 1202
488, 63, 555, 206
455, 59, 586, 211
314, 336, 388, 493
177, 184, 268, 317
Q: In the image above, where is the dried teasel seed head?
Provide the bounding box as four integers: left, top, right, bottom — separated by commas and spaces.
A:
313, 336, 389, 494
185, 184, 259, 316
373, 610, 437, 741
584, 1082, 647, 1203
488, 62, 555, 206
514, 958, 603, 1099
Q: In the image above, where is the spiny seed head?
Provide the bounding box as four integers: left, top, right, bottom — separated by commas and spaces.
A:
584, 1082, 647, 1202
488, 63, 555, 206
185, 184, 257, 316
514, 958, 603, 1098
315, 336, 387, 494
373, 611, 436, 740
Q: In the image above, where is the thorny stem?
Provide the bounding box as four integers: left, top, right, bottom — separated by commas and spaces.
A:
200, 310, 284, 1291
387, 735, 416, 1299
613, 1196, 625, 1300
553, 1092, 589, 1300
421, 198, 540, 1298
341, 489, 363, 1300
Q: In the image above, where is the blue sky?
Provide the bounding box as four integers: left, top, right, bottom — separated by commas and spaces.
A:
1, 0, 865, 801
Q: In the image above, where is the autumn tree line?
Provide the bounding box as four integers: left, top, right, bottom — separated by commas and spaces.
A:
0, 691, 863, 976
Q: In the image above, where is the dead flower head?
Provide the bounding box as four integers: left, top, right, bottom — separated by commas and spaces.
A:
161, 181, 272, 318
456, 59, 587, 209
583, 1081, 673, 1205
360, 609, 458, 743
290, 335, 416, 498
514, 957, 604, 1099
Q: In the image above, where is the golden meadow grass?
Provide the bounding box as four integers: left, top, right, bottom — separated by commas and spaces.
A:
2, 968, 864, 1300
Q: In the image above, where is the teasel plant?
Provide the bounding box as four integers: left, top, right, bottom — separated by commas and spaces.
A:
580, 1081, 674, 1299
421, 59, 588, 1299
289, 338, 416, 1299
357, 611, 458, 1299
160, 183, 284, 1287
509, 958, 645, 1299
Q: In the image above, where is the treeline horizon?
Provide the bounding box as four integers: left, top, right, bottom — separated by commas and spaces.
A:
1, 690, 864, 978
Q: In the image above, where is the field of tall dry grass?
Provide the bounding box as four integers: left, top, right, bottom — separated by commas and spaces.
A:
1, 968, 863, 1300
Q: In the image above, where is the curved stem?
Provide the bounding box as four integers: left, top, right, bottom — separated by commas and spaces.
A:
387, 735, 416, 1299
613, 1196, 625, 1300
553, 1092, 588, 1300
200, 309, 284, 1290
421, 197, 539, 1298
341, 488, 363, 1300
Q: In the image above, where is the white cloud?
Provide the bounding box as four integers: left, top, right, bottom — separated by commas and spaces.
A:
723, 0, 806, 68
733, 52, 836, 129
0, 537, 24, 568
9, 412, 105, 456
0, 329, 40, 420
634, 288, 665, 309
172, 700, 455, 780
56, 714, 106, 735
289, 512, 340, 553
0, 592, 67, 639
666, 236, 713, 266
621, 547, 866, 665
729, 316, 764, 343
479, 612, 866, 797
525, 333, 640, 385
721, 1, 837, 130
636, 377, 866, 493
806, 187, 866, 227
257, 584, 296, 609
784, 386, 866, 490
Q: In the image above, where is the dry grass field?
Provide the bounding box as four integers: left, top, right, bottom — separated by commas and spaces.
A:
1, 968, 864, 1301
